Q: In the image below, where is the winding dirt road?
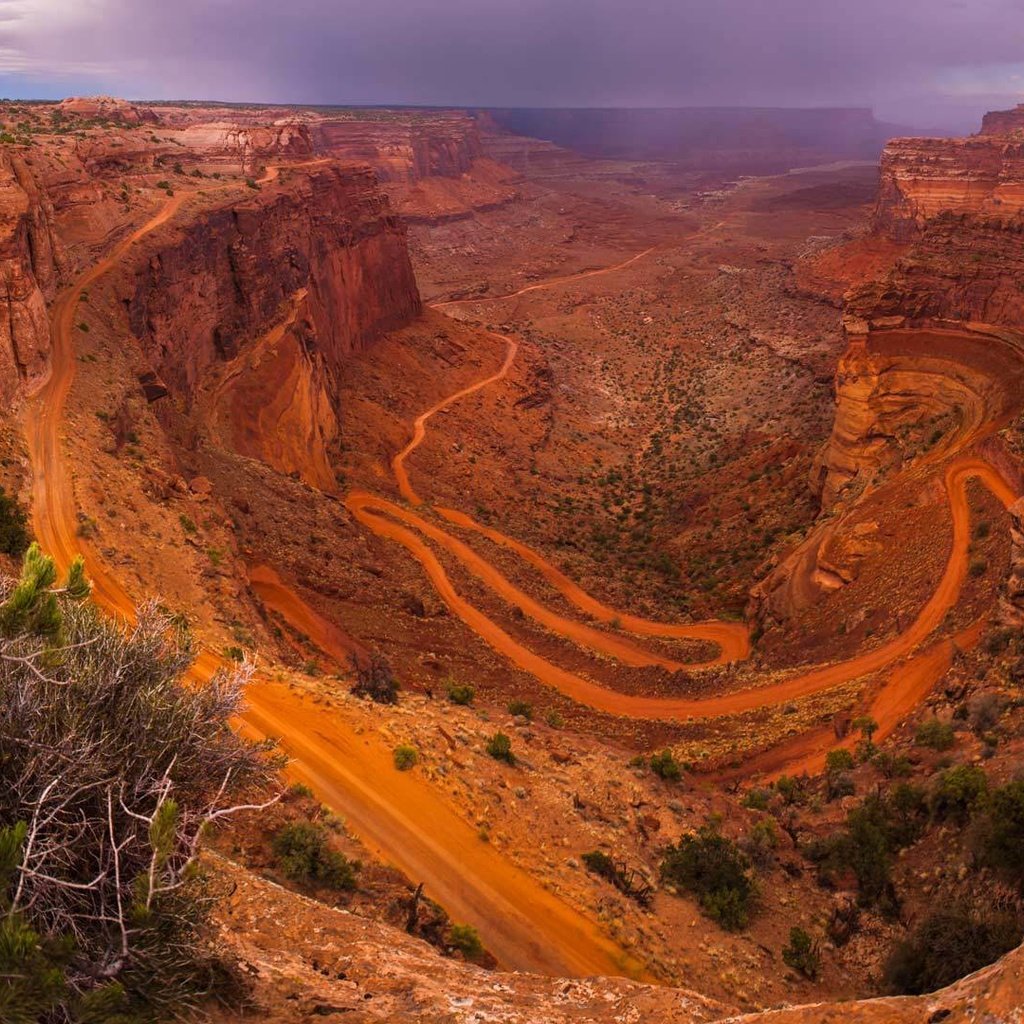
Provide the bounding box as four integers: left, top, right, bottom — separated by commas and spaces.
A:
22, 188, 645, 979
24, 182, 1021, 979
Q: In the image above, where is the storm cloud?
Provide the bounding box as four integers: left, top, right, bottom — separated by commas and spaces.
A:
1, 0, 1022, 129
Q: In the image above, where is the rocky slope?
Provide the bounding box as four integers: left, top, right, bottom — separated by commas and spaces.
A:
209, 852, 1024, 1023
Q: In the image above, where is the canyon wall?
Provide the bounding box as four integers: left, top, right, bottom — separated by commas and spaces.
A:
757, 107, 1024, 621
0, 151, 68, 403
815, 107, 1024, 506
126, 164, 421, 485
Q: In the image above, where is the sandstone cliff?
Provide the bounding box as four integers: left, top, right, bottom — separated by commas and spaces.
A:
126, 164, 421, 485
0, 150, 67, 403
757, 107, 1024, 619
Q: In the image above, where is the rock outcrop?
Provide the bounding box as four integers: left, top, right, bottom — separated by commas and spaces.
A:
0, 151, 68, 403
126, 164, 420, 485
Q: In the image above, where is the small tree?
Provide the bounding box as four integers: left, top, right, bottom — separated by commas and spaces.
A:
447, 922, 483, 960
650, 748, 682, 781
0, 488, 30, 557
782, 926, 821, 980
660, 825, 756, 931
915, 718, 955, 751
446, 680, 475, 705
883, 905, 1021, 994
272, 822, 359, 890
852, 716, 879, 760
929, 764, 988, 824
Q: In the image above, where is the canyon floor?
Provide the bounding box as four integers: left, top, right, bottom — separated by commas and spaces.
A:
3, 98, 1024, 1020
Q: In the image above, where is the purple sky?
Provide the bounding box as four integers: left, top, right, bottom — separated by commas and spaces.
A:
1, 0, 1022, 129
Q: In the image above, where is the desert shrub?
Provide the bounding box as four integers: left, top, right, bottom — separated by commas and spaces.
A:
350, 652, 399, 704
782, 926, 821, 980
649, 748, 682, 781
826, 770, 855, 801
393, 744, 418, 771
874, 751, 912, 779
882, 905, 1021, 994
775, 774, 809, 806
545, 709, 564, 728
811, 789, 925, 915
852, 715, 879, 761
968, 557, 987, 578
581, 850, 653, 906
287, 782, 314, 800
741, 817, 779, 869
968, 692, 1003, 735
915, 717, 955, 751
0, 545, 277, 1020
0, 488, 29, 557
271, 822, 359, 891
973, 779, 1024, 890
930, 764, 989, 824
825, 748, 855, 775
660, 825, 756, 931
446, 680, 475, 705
742, 788, 770, 811
507, 699, 533, 720
486, 732, 515, 764
447, 922, 483, 959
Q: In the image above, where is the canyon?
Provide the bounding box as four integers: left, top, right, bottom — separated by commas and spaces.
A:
2, 96, 1024, 1021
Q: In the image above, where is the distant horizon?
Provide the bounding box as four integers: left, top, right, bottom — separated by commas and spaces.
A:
3, 1, 1023, 137
4, 93, 1007, 135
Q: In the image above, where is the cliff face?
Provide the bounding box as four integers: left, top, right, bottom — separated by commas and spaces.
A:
0, 151, 67, 403
308, 114, 483, 182
875, 135, 1024, 242
126, 164, 421, 484
813, 107, 1024, 505
759, 108, 1024, 619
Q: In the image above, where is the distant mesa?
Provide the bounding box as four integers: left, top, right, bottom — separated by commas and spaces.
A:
57, 95, 160, 124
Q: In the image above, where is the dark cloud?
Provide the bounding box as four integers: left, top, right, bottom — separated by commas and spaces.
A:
1, 0, 1023, 128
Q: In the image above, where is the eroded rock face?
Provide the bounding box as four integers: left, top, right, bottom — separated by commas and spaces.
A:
0, 151, 67, 403
757, 107, 1024, 619
210, 856, 1024, 1024
126, 164, 420, 484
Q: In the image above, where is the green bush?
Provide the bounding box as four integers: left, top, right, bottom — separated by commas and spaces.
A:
650, 748, 682, 781
930, 764, 988, 824
446, 680, 475, 705
271, 822, 359, 890
825, 748, 855, 774
448, 922, 483, 959
782, 926, 821, 980
974, 779, 1024, 890
0, 488, 29, 557
742, 788, 770, 811
882, 906, 1021, 994
486, 731, 515, 764
915, 718, 955, 751
393, 744, 418, 771
660, 825, 756, 931
811, 789, 926, 914
507, 699, 533, 720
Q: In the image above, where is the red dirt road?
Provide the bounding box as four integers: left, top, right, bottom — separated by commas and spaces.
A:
22, 189, 644, 979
